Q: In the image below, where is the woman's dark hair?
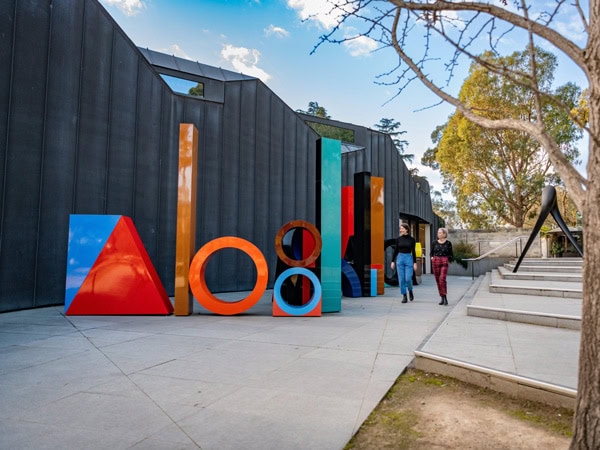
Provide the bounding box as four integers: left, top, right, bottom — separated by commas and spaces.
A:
400, 223, 410, 232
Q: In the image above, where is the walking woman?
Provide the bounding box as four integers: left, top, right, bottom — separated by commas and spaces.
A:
431, 227, 454, 305
390, 223, 417, 303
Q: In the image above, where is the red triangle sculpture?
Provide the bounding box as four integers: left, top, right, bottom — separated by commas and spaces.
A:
66, 216, 174, 315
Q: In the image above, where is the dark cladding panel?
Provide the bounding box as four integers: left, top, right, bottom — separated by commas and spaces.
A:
220, 82, 241, 236
294, 123, 310, 219
253, 84, 272, 275
202, 81, 241, 291
138, 48, 174, 71
268, 102, 285, 217
268, 97, 284, 283
75, 3, 113, 213
132, 63, 164, 259
0, 2, 51, 309
370, 132, 380, 174
196, 101, 224, 251
155, 94, 183, 289
173, 57, 201, 77
34, 1, 86, 307
106, 31, 138, 214
383, 138, 396, 239
0, 0, 15, 194
0, 0, 13, 275
236, 81, 259, 289
281, 108, 297, 222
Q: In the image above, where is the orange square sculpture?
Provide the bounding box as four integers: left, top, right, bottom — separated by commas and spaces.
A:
64, 215, 173, 315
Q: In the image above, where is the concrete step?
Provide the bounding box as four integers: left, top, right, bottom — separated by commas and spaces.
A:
509, 257, 583, 266
504, 263, 582, 273
468, 272, 581, 329
415, 274, 578, 409
497, 265, 582, 283
489, 269, 582, 298
505, 257, 582, 274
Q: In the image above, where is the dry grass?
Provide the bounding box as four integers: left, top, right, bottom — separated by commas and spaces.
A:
346, 368, 573, 449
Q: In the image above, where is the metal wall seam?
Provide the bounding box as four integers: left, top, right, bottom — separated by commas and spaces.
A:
131, 55, 141, 217
72, 0, 86, 213
105, 26, 115, 214
0, 0, 17, 260
33, 0, 53, 306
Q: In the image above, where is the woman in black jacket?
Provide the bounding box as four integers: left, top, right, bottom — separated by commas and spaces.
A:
390, 223, 417, 303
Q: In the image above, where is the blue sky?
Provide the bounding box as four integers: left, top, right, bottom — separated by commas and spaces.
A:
99, 0, 589, 197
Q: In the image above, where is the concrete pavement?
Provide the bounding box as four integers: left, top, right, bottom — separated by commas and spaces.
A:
0, 273, 579, 449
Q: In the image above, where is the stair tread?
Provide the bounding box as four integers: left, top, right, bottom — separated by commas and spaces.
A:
471, 273, 582, 318
497, 265, 582, 281
491, 270, 582, 290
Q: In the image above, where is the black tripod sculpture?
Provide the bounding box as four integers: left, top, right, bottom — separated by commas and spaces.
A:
513, 185, 583, 273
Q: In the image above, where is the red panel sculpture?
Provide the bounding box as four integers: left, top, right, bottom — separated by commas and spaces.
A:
65, 216, 173, 315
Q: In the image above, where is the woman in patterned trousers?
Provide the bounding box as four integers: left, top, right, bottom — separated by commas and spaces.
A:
431, 227, 454, 305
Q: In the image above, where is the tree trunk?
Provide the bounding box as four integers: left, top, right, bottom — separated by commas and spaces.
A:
571, 4, 600, 447
572, 158, 600, 448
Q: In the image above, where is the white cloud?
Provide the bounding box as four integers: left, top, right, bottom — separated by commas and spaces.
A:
287, 0, 348, 30
221, 44, 272, 82
552, 17, 587, 45
265, 24, 290, 38
344, 35, 377, 57
160, 44, 193, 60
101, 0, 145, 16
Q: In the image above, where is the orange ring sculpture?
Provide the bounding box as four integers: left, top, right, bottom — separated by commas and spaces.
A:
274, 220, 322, 267
189, 236, 268, 315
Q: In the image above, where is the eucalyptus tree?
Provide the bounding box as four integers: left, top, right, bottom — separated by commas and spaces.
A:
429, 49, 581, 228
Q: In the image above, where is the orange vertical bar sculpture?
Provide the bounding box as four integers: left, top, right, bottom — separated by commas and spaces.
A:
371, 176, 385, 294
174, 124, 198, 316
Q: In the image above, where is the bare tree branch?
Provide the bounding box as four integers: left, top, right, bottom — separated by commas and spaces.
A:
386, 7, 586, 208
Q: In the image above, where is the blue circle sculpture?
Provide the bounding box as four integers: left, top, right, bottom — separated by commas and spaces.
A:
273, 267, 321, 316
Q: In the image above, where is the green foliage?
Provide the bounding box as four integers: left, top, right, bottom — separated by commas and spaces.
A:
431, 190, 462, 228
306, 121, 355, 143
188, 83, 204, 97
452, 240, 478, 269
551, 241, 564, 256
297, 101, 330, 118
374, 118, 413, 162
421, 124, 446, 171
426, 47, 582, 229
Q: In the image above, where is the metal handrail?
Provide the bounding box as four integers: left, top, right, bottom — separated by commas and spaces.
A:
463, 236, 527, 280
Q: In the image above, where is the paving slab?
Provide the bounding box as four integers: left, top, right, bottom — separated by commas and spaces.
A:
419, 275, 580, 392
0, 275, 474, 450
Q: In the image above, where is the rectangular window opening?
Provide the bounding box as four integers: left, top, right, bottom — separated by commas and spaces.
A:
160, 74, 204, 98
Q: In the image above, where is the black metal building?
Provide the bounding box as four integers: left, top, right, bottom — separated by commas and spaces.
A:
0, 0, 440, 313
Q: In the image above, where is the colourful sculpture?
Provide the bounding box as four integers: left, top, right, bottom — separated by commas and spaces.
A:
273, 220, 323, 316
371, 176, 385, 294
188, 236, 269, 315
273, 267, 322, 317
64, 215, 173, 315
513, 185, 583, 272
317, 138, 342, 312
174, 123, 198, 316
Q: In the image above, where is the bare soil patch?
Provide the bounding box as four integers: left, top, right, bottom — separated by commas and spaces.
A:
346, 368, 573, 449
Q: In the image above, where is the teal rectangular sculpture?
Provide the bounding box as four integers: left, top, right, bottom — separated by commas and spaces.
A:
317, 138, 342, 312
370, 268, 377, 297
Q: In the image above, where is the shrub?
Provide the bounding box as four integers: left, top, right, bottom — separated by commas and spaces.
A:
452, 240, 478, 269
